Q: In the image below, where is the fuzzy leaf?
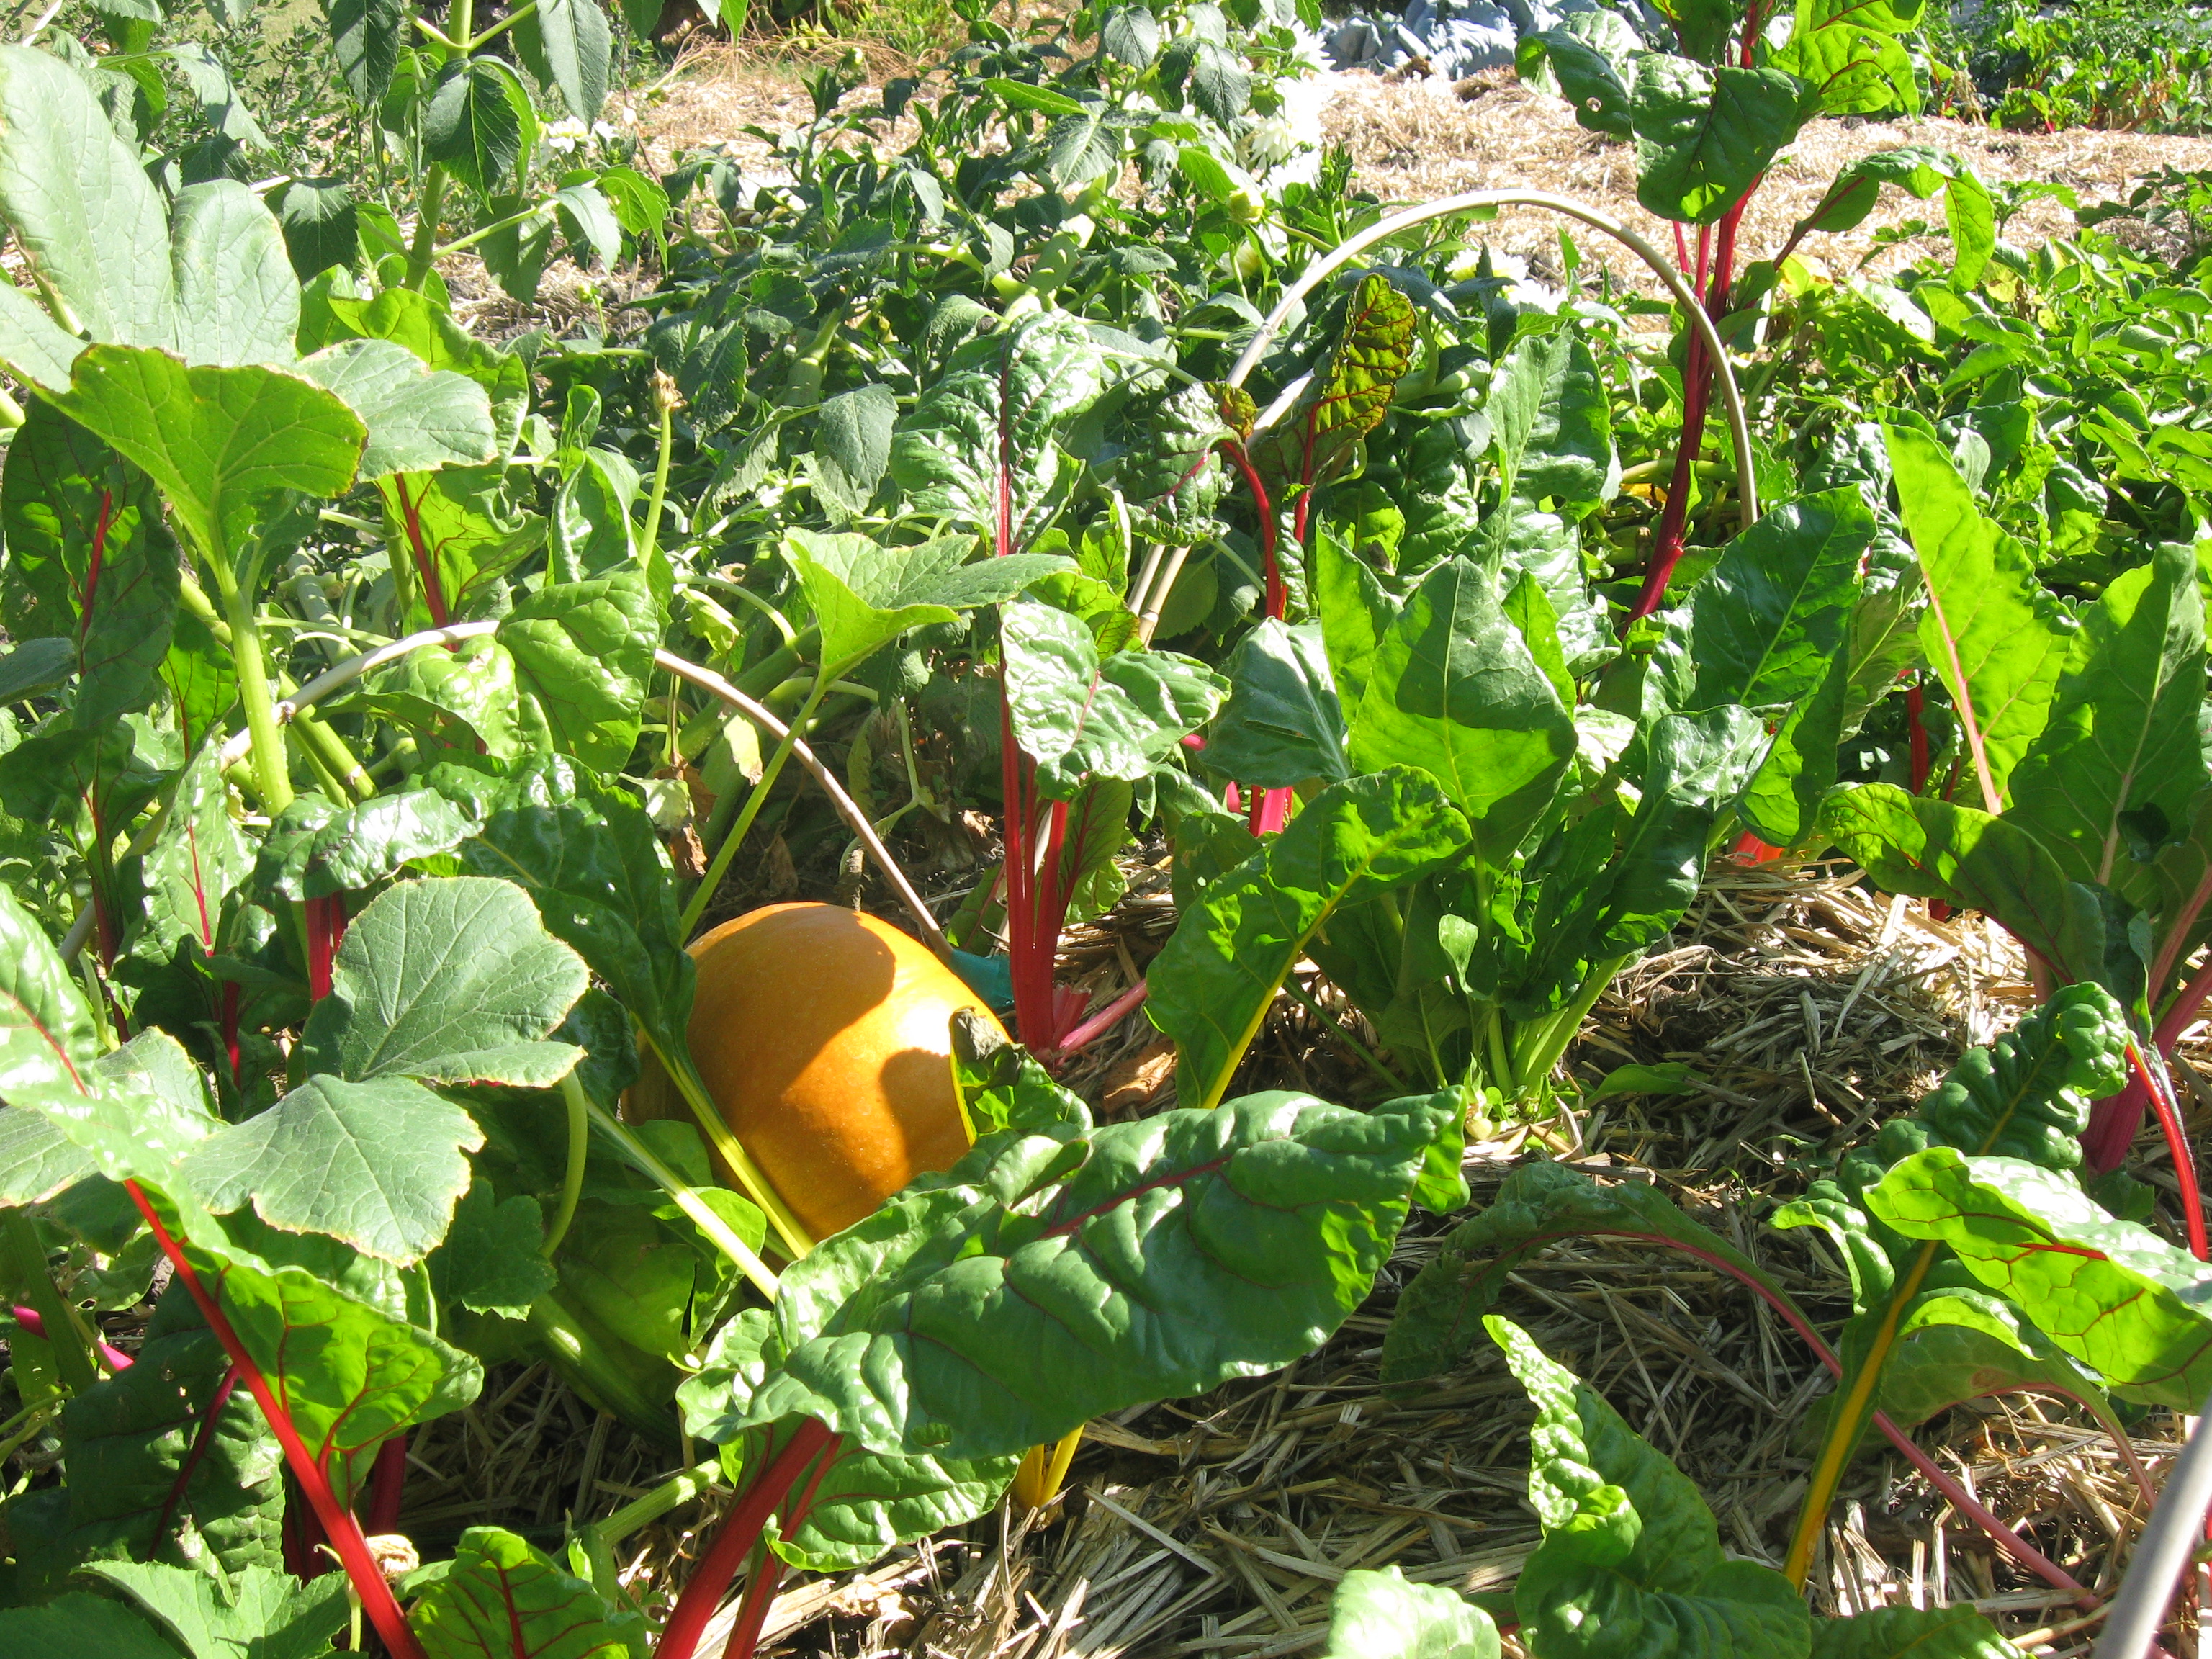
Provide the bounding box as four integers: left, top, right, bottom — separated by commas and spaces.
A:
299, 876, 588, 1087
181, 1074, 483, 1264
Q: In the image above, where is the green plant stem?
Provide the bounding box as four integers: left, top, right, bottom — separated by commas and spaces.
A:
179, 575, 372, 802
525, 1295, 678, 1441
543, 1072, 592, 1258
595, 1459, 721, 1547
575, 1080, 784, 1296
1281, 976, 1406, 1092
404, 165, 450, 292
1, 1209, 94, 1395
210, 567, 292, 814
434, 201, 547, 259
1509, 954, 1629, 1105
462, 0, 536, 49
634, 1025, 816, 1264
1782, 1240, 1939, 1586
641, 397, 675, 566
678, 678, 825, 940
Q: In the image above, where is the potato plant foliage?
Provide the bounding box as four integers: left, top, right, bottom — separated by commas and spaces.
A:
0, 0, 2205, 1651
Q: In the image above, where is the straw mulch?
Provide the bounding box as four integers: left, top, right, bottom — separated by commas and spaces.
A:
410, 855, 2206, 1659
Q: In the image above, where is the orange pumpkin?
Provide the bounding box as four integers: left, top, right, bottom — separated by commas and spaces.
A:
628, 903, 1003, 1241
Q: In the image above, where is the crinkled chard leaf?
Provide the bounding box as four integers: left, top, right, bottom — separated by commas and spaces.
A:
410, 1525, 644, 1659
255, 787, 476, 903
1868, 1148, 2212, 1408
1491, 1316, 1813, 1658
1149, 768, 1470, 1110
1319, 1565, 1498, 1659
680, 1321, 1020, 1572
689, 1092, 1449, 1461
0, 398, 181, 728
1000, 599, 1226, 800
889, 311, 1109, 557
1809, 1604, 2028, 1658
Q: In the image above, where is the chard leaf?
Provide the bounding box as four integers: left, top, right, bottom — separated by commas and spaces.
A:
1320, 1566, 1498, 1659
0, 1110, 95, 1204
1202, 619, 1352, 788
1116, 381, 1228, 544
0, 855, 101, 1096
186, 1225, 482, 1467
9, 1029, 222, 1187
1381, 1160, 1801, 1387
1867, 1148, 2212, 1408
888, 311, 1107, 556
1254, 274, 1417, 498
300, 876, 589, 1087
694, 1091, 1449, 1460
180, 1074, 483, 1264
0, 398, 181, 727
256, 788, 475, 902
1346, 557, 1575, 871
1509, 706, 1766, 1015
1881, 1288, 2116, 1433
1314, 524, 1398, 711
1819, 785, 2131, 994
53, 344, 364, 564
1838, 982, 2127, 1184
1491, 1315, 1812, 1658
1888, 424, 2072, 810
19, 1282, 282, 1585
1149, 769, 1470, 1110
1631, 58, 1813, 225
1645, 488, 1871, 717
495, 570, 660, 772
1000, 599, 1225, 801
681, 1328, 1018, 1571
132, 740, 252, 965
2008, 539, 2208, 888
412, 1526, 644, 1658
1810, 1604, 2027, 1658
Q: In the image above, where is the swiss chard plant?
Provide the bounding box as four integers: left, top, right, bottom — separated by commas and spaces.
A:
1517, 0, 1993, 616
1312, 1315, 2038, 1658
1815, 423, 2212, 1184
1375, 981, 2212, 1611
